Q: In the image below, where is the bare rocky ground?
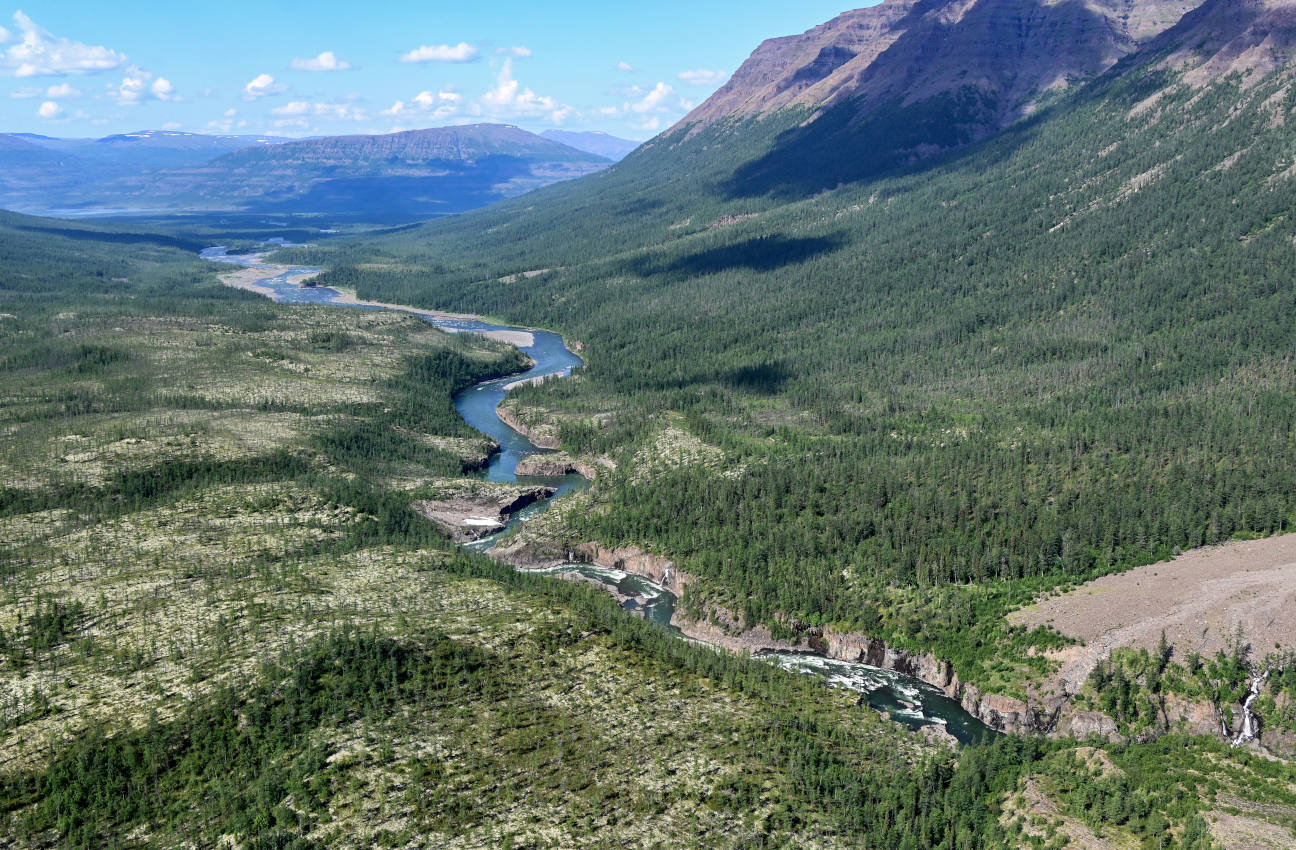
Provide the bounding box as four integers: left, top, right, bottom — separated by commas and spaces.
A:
412, 480, 556, 542
1011, 533, 1296, 693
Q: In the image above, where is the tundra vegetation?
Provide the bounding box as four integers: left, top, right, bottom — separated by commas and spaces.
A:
3, 214, 1295, 847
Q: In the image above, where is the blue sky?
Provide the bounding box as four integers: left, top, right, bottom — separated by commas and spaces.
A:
0, 1, 861, 140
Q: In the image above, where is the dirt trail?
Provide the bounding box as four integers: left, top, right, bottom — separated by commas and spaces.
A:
1012, 534, 1296, 693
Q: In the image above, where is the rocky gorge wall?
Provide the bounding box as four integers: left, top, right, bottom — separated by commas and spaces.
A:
521, 540, 1265, 745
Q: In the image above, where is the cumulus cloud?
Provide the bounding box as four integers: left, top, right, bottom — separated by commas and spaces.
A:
617, 61, 637, 73
631, 81, 675, 113
45, 82, 78, 97
37, 99, 59, 118
110, 67, 176, 104
274, 100, 367, 121
1, 12, 128, 77
496, 46, 531, 57
243, 73, 286, 100
382, 88, 462, 121
0, 25, 10, 44
677, 68, 727, 86
313, 102, 368, 121
207, 115, 248, 133
597, 80, 692, 128
290, 51, 351, 71
400, 42, 478, 63
271, 100, 310, 116
116, 74, 146, 103
481, 59, 572, 123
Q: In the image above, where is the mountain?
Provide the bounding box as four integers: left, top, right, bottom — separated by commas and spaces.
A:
679, 0, 1206, 193
541, 129, 641, 160
169, 124, 612, 218
0, 133, 80, 167
0, 124, 610, 220
216, 124, 602, 167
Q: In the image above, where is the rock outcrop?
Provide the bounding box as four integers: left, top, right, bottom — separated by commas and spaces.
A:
497, 408, 561, 450
412, 485, 554, 543
514, 452, 598, 480
571, 542, 690, 597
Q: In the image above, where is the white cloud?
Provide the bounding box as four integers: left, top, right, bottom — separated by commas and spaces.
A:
37, 99, 59, 118
1, 12, 128, 77
207, 114, 248, 133
496, 46, 531, 57
313, 102, 368, 121
274, 100, 367, 121
677, 68, 727, 86
0, 25, 11, 44
290, 51, 351, 72
631, 82, 674, 113
400, 42, 478, 64
272, 100, 310, 116
617, 61, 637, 73
8, 86, 38, 98
382, 88, 462, 121
46, 82, 78, 97
116, 74, 146, 103
481, 58, 571, 123
108, 67, 177, 104
243, 73, 286, 100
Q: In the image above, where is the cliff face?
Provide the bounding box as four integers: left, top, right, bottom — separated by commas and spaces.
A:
684, 0, 1204, 135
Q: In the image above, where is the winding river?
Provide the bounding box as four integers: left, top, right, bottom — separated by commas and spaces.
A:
203, 246, 993, 745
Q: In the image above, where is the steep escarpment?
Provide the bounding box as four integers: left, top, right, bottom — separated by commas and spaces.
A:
681, 0, 1204, 176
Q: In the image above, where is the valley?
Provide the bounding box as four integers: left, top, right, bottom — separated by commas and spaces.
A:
3, 0, 1296, 845
214, 248, 995, 742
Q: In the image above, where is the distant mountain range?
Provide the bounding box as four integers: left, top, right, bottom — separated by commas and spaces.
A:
540, 130, 641, 161
0, 124, 631, 219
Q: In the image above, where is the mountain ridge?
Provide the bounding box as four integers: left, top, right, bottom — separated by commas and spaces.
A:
0, 123, 611, 220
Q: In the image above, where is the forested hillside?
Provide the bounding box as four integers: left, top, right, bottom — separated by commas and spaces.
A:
5, 211, 1294, 848
281, 0, 1296, 697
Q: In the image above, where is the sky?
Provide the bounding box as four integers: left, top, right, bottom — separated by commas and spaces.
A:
0, 1, 861, 140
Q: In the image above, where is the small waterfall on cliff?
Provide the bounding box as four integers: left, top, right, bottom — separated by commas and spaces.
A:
1231, 669, 1270, 747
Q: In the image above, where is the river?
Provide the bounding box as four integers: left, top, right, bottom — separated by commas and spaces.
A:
203, 245, 994, 745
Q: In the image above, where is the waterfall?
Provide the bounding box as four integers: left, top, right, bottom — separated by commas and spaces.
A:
1231, 669, 1270, 747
